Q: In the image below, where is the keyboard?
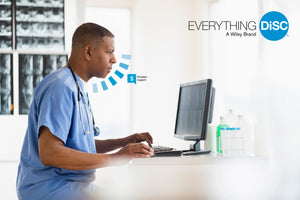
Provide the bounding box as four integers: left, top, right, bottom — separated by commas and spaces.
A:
152, 145, 182, 157
152, 145, 174, 152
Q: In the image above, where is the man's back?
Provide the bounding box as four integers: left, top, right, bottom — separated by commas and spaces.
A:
16, 67, 96, 200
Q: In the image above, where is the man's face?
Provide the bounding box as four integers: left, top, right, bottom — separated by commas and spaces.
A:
88, 36, 117, 79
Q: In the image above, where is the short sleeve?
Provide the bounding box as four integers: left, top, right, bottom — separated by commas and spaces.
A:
37, 82, 75, 144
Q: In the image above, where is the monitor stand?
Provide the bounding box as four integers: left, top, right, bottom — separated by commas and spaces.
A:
182, 140, 211, 155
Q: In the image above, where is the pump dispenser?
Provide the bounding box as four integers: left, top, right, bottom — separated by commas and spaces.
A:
224, 109, 237, 127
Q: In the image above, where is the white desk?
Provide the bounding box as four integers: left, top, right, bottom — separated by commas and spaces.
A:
95, 155, 272, 200
131, 153, 267, 165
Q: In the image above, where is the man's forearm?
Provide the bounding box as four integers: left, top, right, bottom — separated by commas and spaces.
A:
43, 144, 115, 171
39, 127, 154, 170
39, 126, 117, 171
95, 133, 153, 153
95, 138, 129, 153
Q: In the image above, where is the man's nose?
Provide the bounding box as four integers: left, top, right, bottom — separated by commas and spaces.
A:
111, 54, 117, 64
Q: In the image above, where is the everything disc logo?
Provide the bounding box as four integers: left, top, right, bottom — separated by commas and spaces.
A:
259, 11, 289, 41
187, 10, 289, 41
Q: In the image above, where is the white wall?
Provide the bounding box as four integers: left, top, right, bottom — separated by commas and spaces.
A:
256, 1, 300, 197
130, 0, 209, 148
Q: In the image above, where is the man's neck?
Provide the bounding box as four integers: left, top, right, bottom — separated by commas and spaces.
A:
68, 59, 89, 82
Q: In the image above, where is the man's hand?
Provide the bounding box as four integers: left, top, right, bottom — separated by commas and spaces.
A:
95, 132, 153, 154
115, 143, 154, 161
126, 132, 153, 147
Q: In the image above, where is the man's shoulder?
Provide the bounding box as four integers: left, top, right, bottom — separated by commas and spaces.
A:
35, 68, 76, 97
41, 68, 75, 89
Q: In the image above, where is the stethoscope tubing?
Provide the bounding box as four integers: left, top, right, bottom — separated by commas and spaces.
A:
67, 63, 100, 136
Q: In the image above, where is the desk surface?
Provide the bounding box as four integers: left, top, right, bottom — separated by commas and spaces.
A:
131, 154, 267, 166
96, 155, 271, 200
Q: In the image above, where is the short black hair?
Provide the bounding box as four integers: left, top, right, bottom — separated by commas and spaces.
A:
72, 22, 114, 48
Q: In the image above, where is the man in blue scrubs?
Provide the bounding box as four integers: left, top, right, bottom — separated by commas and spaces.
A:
16, 23, 154, 200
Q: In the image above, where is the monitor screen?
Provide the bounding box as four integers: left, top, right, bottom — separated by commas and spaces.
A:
174, 79, 214, 141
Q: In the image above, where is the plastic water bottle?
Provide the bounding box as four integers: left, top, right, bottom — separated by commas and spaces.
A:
221, 127, 243, 156
236, 115, 255, 156
232, 127, 243, 155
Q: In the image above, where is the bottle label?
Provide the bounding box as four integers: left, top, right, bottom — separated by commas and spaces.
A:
218, 126, 244, 156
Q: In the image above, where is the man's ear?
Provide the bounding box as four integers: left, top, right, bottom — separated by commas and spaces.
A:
83, 45, 92, 60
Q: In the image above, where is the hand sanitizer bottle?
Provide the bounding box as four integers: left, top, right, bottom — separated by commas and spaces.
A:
217, 116, 228, 154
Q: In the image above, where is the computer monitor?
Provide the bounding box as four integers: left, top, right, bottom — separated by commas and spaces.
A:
174, 79, 215, 154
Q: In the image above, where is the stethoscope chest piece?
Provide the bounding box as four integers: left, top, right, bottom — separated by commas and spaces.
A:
94, 126, 100, 136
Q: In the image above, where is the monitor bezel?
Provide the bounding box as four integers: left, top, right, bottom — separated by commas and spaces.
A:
174, 79, 213, 141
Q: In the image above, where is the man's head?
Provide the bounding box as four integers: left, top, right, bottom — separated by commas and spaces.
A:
72, 22, 114, 49
70, 23, 117, 80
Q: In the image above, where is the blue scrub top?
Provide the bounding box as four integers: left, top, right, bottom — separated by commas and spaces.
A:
16, 67, 97, 200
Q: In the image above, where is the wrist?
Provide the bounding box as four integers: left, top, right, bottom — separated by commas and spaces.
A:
126, 134, 138, 144
122, 135, 133, 146
97, 153, 118, 168
110, 151, 129, 166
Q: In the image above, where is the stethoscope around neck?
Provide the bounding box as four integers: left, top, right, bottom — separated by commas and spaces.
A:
67, 63, 100, 136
